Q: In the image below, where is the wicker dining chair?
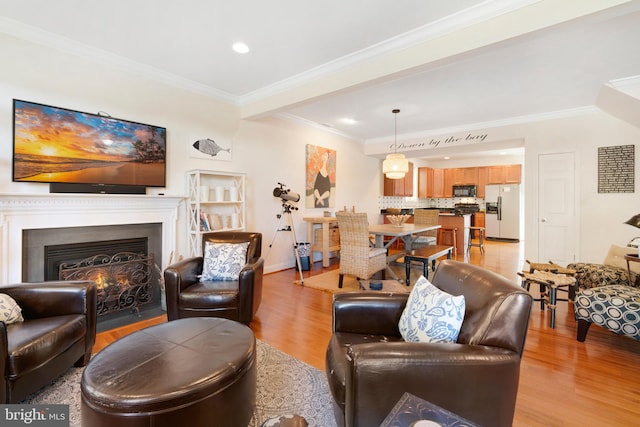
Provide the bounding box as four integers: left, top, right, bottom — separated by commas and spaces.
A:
412, 209, 440, 248
335, 212, 387, 288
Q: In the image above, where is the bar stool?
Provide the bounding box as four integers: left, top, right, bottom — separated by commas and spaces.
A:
467, 226, 485, 254
438, 227, 457, 256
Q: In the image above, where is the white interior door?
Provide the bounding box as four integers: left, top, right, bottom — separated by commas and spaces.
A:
538, 152, 577, 265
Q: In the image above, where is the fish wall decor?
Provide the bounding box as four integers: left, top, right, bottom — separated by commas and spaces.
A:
192, 138, 231, 157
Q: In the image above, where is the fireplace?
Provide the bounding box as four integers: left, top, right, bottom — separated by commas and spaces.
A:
0, 194, 183, 331
47, 238, 157, 321
23, 223, 164, 331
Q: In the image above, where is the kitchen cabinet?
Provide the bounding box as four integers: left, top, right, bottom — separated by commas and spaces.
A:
453, 167, 478, 185
504, 164, 522, 183
487, 166, 505, 184
432, 168, 444, 198
417, 165, 520, 199
443, 168, 454, 198
418, 167, 435, 198
487, 164, 521, 185
477, 167, 488, 198
383, 162, 414, 196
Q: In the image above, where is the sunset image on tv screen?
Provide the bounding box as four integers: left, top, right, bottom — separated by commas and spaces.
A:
13, 100, 166, 187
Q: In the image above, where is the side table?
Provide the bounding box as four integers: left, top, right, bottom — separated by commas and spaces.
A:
380, 392, 480, 427
302, 216, 340, 268
624, 253, 640, 287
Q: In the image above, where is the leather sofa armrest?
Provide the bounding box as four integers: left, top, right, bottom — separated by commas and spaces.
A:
164, 257, 203, 320
0, 322, 8, 403
333, 292, 408, 336
164, 257, 203, 291
345, 342, 520, 427
0, 281, 96, 319
237, 257, 265, 323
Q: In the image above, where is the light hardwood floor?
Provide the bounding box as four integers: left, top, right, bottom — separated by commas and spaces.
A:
95, 240, 640, 426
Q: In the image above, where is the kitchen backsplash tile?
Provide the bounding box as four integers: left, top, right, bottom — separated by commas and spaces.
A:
379, 196, 486, 211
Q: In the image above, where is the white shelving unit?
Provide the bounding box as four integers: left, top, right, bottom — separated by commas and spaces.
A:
186, 170, 246, 257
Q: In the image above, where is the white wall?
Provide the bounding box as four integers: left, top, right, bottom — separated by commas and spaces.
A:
0, 33, 383, 273
1, 32, 638, 273
519, 112, 640, 263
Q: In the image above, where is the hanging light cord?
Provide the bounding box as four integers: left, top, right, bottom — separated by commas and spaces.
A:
393, 108, 400, 152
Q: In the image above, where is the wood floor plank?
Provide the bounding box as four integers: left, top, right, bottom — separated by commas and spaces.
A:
95, 240, 640, 426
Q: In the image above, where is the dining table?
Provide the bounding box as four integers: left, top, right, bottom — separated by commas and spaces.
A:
368, 223, 441, 279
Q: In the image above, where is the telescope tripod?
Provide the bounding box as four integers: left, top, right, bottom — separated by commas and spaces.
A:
267, 201, 305, 284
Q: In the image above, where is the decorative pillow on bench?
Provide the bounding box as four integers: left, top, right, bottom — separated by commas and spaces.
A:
201, 241, 250, 281
604, 244, 640, 274
398, 275, 465, 343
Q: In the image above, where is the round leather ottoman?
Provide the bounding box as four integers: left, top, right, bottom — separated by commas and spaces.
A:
81, 317, 256, 427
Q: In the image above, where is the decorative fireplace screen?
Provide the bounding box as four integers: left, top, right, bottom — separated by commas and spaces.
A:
59, 252, 155, 317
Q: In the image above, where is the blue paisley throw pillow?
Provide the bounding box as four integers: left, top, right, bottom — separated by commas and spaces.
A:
201, 241, 250, 281
399, 275, 465, 343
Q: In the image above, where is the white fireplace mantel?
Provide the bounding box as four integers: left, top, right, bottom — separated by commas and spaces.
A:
0, 193, 184, 284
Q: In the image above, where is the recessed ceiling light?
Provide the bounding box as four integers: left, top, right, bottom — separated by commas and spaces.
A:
341, 118, 357, 125
444, 156, 451, 160
232, 42, 250, 54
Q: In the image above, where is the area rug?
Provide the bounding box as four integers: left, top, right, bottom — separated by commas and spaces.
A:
294, 263, 428, 294
22, 340, 337, 427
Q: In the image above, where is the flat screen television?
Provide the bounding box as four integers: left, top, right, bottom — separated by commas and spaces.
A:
12, 99, 166, 192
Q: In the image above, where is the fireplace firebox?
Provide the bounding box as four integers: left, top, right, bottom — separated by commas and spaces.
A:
39, 233, 164, 332
58, 250, 155, 317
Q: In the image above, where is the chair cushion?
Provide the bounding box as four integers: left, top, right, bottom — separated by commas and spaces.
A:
574, 285, 640, 341
179, 280, 239, 309
202, 241, 250, 280
6, 315, 87, 378
399, 275, 465, 343
0, 293, 23, 324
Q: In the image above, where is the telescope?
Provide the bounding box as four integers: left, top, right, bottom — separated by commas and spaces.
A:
273, 182, 300, 203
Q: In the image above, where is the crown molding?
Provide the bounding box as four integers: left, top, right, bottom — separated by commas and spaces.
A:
365, 105, 600, 144
0, 17, 238, 104
237, 0, 540, 106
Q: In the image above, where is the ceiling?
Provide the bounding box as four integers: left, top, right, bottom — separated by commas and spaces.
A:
1, 0, 639, 160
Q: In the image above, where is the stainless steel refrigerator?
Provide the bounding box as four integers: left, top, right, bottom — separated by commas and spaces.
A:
485, 183, 521, 241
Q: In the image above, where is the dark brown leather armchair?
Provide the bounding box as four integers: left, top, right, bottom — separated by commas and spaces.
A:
325, 260, 533, 427
0, 280, 97, 403
164, 232, 263, 324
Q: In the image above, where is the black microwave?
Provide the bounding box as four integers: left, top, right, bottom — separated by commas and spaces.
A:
453, 185, 477, 197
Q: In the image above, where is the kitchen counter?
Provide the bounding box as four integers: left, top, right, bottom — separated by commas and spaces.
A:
438, 213, 471, 253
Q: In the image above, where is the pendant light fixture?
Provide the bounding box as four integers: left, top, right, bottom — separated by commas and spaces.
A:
382, 108, 409, 179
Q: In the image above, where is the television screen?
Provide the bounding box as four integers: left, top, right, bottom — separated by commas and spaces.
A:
12, 99, 166, 188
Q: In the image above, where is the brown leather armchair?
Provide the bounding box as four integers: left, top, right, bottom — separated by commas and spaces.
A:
0, 280, 97, 403
325, 260, 533, 427
164, 232, 263, 324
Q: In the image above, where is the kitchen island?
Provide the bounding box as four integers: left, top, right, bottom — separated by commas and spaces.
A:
437, 213, 471, 255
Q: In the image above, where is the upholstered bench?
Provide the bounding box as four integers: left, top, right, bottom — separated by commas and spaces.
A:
574, 285, 640, 342
81, 317, 256, 427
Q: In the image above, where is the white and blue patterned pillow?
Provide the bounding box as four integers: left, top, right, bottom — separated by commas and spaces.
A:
0, 293, 24, 324
399, 275, 465, 343
201, 241, 250, 281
